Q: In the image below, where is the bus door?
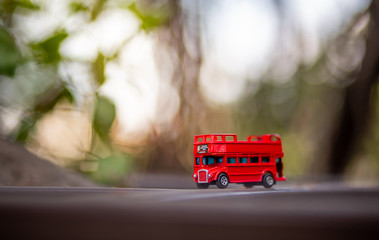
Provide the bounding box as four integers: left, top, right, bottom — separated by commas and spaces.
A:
275, 157, 283, 177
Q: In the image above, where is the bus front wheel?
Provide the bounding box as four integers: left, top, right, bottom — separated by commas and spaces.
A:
216, 174, 229, 189
262, 173, 275, 188
196, 183, 209, 189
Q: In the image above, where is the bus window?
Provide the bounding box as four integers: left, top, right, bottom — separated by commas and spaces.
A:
216, 157, 223, 163
239, 157, 248, 163
262, 157, 270, 163
250, 157, 259, 163
195, 157, 200, 165
227, 157, 236, 164
202, 156, 216, 165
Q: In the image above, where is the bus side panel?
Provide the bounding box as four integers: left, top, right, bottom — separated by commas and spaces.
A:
226, 162, 263, 183
212, 144, 227, 153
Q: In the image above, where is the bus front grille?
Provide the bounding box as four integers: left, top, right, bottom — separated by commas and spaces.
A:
198, 170, 208, 183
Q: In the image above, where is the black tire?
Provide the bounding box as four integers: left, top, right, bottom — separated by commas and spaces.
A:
216, 173, 229, 189
196, 183, 209, 189
262, 173, 275, 188
243, 182, 254, 188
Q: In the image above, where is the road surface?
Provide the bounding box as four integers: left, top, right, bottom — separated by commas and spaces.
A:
1, 184, 379, 240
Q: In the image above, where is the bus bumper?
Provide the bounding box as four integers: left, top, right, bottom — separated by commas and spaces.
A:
276, 177, 287, 181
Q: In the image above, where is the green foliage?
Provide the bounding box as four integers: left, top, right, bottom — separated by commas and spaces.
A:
90, 153, 133, 185
93, 53, 106, 86
91, 0, 107, 20
34, 87, 74, 113
93, 95, 116, 138
69, 1, 89, 13
14, 114, 39, 143
128, 2, 171, 31
32, 32, 68, 64
0, 26, 22, 76
12, 0, 39, 10
0, 0, 39, 15
12, 86, 74, 143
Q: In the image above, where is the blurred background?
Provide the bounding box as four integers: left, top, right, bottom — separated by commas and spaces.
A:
0, 0, 378, 187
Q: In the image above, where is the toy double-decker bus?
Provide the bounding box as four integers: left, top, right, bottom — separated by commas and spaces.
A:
192, 134, 286, 189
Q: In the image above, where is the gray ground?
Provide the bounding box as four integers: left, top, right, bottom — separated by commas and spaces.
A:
1, 183, 378, 240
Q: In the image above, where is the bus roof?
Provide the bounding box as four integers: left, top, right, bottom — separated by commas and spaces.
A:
194, 134, 281, 144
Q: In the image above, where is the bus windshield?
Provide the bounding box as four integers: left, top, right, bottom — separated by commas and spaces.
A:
202, 156, 223, 165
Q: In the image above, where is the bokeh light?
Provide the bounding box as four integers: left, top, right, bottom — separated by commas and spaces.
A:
0, 0, 377, 186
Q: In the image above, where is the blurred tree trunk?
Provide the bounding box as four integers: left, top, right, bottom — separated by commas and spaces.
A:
144, 0, 206, 172
327, 0, 379, 174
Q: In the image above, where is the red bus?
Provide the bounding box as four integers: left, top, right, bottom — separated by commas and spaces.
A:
192, 134, 286, 189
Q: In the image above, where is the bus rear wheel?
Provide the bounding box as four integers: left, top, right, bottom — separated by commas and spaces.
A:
196, 183, 209, 189
262, 173, 275, 188
216, 174, 229, 189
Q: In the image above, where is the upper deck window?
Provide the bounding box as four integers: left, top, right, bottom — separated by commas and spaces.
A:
225, 136, 234, 141
239, 157, 248, 163
270, 135, 279, 141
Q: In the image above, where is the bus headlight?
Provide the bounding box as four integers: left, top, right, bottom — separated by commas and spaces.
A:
193, 174, 197, 179
208, 173, 212, 178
